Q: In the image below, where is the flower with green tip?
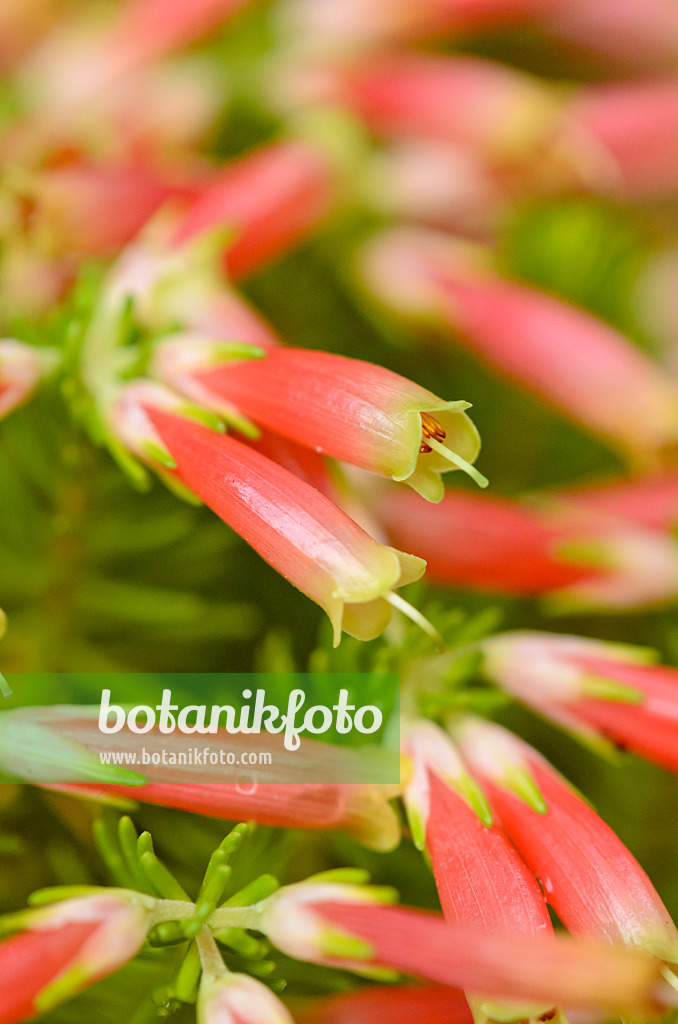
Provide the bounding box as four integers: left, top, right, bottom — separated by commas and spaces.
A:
0, 893, 149, 1024
455, 717, 678, 963
402, 719, 557, 1024
482, 630, 678, 773
187, 347, 486, 501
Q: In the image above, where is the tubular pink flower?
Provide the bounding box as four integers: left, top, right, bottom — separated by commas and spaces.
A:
298, 984, 473, 1024
112, 384, 426, 644
23, 159, 201, 258
24, 0, 252, 107
362, 228, 678, 465
258, 883, 665, 1017
291, 54, 562, 164
185, 347, 484, 500
403, 720, 552, 936
171, 141, 337, 278
198, 972, 293, 1024
0, 893, 149, 1023
482, 630, 678, 773
374, 486, 678, 611
562, 81, 678, 199
456, 719, 678, 962
54, 780, 401, 851
0, 339, 52, 420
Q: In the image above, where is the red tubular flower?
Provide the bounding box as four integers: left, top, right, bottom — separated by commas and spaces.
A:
374, 486, 678, 611
256, 882, 664, 1017
298, 983, 474, 1024
456, 718, 678, 962
113, 384, 426, 644
54, 780, 401, 851
403, 720, 552, 936
362, 228, 678, 466
403, 720, 557, 1022
0, 339, 54, 419
0, 893, 149, 1023
290, 54, 561, 165
171, 141, 337, 279
182, 346, 484, 500
482, 630, 678, 774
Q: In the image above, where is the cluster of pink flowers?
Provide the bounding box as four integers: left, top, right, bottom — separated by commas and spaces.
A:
3, 0, 678, 1021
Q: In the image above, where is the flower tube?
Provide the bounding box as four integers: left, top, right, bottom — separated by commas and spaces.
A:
361, 228, 678, 466
253, 882, 665, 1017
298, 984, 473, 1024
456, 718, 678, 962
556, 81, 678, 200
112, 383, 427, 644
0, 893, 149, 1023
482, 630, 678, 773
280, 0, 678, 65
183, 347, 485, 500
374, 486, 678, 611
171, 141, 338, 279
198, 970, 293, 1024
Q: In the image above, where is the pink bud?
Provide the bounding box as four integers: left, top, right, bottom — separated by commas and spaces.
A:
403, 720, 553, 938
198, 972, 293, 1024
113, 384, 426, 644
483, 630, 678, 774
0, 893, 148, 1023
362, 228, 678, 465
186, 346, 484, 500
298, 984, 473, 1024
456, 719, 678, 962
375, 486, 678, 611
563, 81, 678, 199
172, 141, 337, 278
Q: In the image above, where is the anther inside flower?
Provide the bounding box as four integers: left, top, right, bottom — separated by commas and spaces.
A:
419, 411, 446, 453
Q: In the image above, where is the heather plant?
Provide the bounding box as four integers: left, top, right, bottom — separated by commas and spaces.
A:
2, 1, 678, 1023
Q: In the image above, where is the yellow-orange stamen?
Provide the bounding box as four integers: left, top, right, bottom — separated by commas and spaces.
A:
420, 412, 447, 454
